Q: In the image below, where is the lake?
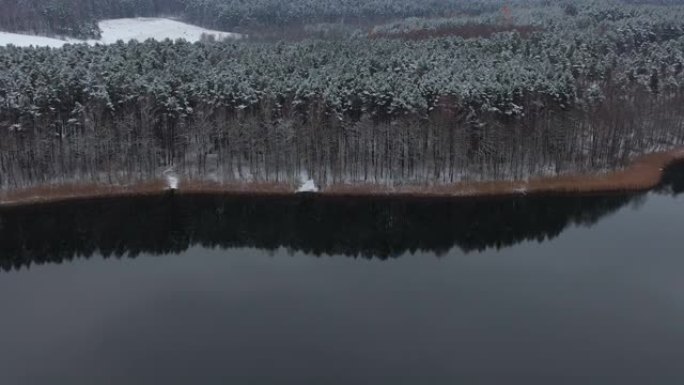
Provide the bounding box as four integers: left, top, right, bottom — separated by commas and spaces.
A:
0, 163, 683, 385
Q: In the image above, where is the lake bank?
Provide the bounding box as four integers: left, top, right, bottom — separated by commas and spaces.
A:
2, 147, 684, 208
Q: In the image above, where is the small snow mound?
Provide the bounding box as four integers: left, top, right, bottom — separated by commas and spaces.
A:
166, 175, 179, 190
513, 185, 528, 195
163, 168, 179, 190
296, 179, 319, 193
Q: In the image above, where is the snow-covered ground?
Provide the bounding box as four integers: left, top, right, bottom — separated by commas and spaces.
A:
0, 31, 67, 48
94, 18, 240, 44
0, 18, 240, 48
296, 178, 319, 193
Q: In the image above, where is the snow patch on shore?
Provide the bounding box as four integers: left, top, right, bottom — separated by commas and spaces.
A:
166, 175, 179, 190
513, 185, 528, 195
163, 168, 179, 190
0, 18, 240, 48
296, 179, 319, 193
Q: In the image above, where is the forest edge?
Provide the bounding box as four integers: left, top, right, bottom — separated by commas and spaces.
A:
1, 146, 683, 208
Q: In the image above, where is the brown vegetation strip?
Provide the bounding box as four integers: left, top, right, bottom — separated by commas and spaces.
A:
1, 147, 684, 208
326, 147, 684, 198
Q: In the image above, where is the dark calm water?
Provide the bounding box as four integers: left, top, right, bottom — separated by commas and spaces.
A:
1, 164, 683, 385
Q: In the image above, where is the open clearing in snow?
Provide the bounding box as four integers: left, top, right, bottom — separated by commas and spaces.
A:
0, 18, 240, 48
0, 31, 67, 48
95, 18, 240, 44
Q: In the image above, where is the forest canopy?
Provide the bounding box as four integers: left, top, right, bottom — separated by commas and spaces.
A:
1, 0, 684, 191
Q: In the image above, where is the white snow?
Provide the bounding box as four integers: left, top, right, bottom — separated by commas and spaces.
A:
513, 185, 528, 195
0, 18, 240, 48
93, 18, 241, 44
0, 31, 70, 48
296, 179, 319, 193
163, 168, 179, 190
166, 175, 179, 190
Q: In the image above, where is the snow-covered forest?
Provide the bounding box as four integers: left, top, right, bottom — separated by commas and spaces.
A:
0, 0, 506, 38
1, 0, 684, 190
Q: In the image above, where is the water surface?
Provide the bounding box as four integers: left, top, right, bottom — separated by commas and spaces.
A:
0, 166, 683, 385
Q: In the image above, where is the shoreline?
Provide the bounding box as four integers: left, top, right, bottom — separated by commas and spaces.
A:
2, 147, 684, 208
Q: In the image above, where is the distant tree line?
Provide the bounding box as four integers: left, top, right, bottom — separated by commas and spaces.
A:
0, 0, 510, 38
6, 0, 678, 39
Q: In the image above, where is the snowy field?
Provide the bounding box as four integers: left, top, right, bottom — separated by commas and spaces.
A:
0, 18, 240, 48
0, 32, 67, 48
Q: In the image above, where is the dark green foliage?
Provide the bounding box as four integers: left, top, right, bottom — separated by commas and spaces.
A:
564, 3, 579, 16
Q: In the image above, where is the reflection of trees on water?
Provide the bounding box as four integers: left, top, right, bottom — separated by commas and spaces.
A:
659, 160, 684, 195
0, 192, 641, 271
0, 162, 682, 271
